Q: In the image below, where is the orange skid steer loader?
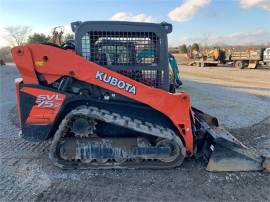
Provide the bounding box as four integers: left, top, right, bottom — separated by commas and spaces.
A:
11, 21, 268, 171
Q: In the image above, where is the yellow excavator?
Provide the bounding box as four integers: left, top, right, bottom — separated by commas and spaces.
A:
203, 48, 228, 63
191, 48, 228, 67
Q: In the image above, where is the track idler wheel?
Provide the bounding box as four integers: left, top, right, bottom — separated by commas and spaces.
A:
156, 139, 184, 164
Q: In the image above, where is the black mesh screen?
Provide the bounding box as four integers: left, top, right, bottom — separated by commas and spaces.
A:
82, 31, 160, 65
81, 31, 162, 87
117, 70, 163, 88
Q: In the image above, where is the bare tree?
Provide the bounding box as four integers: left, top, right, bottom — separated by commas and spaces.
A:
5, 26, 31, 46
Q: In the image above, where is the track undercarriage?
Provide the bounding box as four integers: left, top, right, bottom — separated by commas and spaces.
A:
50, 106, 186, 169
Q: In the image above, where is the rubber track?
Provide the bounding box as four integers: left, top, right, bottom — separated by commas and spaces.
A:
49, 106, 186, 169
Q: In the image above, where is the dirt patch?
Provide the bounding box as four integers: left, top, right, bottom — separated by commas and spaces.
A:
229, 116, 270, 156
172, 53, 189, 63
178, 65, 270, 96
0, 116, 269, 202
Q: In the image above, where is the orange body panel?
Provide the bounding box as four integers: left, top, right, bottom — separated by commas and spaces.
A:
11, 44, 194, 154
21, 87, 65, 125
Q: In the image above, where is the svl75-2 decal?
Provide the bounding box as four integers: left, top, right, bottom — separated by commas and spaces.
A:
21, 87, 65, 124
36, 95, 64, 108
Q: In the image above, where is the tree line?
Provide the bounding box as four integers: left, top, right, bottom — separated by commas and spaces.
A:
1, 25, 74, 62
4, 25, 74, 46
179, 43, 200, 54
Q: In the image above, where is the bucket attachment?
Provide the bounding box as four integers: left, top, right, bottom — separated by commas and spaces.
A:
192, 107, 268, 172
207, 138, 264, 172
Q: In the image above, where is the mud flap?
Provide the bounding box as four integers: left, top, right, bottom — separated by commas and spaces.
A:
248, 60, 257, 69
207, 139, 264, 172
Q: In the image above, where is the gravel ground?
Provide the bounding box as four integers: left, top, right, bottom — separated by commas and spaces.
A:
180, 79, 270, 128
0, 65, 269, 202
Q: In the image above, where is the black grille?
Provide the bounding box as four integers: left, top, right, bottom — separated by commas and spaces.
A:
81, 31, 163, 88
82, 31, 160, 66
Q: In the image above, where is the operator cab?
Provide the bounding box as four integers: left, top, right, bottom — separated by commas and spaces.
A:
70, 21, 173, 91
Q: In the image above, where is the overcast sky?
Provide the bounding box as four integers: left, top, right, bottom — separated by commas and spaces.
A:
0, 0, 270, 47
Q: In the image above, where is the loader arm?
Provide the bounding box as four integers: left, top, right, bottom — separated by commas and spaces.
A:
11, 44, 194, 154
